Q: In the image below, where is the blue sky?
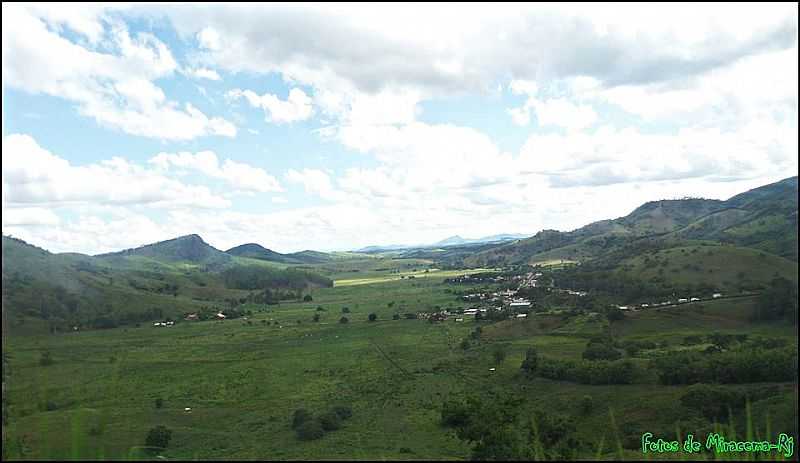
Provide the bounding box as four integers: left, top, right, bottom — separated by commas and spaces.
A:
2, 3, 798, 254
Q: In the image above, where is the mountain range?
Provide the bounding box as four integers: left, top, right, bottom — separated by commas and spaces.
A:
2, 175, 797, 333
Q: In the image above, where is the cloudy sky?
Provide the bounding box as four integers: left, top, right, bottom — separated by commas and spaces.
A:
2, 3, 798, 254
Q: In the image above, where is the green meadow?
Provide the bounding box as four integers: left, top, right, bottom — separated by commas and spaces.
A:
4, 268, 797, 460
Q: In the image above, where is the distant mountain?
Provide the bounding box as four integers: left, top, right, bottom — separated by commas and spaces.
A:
96, 234, 231, 268
226, 243, 297, 263
356, 233, 529, 254
226, 243, 334, 264
464, 176, 798, 267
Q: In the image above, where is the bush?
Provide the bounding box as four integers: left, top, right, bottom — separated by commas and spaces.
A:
582, 343, 622, 361
291, 408, 311, 429
368, 313, 377, 322
303, 294, 313, 302
145, 425, 172, 449
392, 313, 400, 320
680, 384, 744, 420
579, 395, 593, 415
339, 317, 349, 324
652, 345, 797, 385
492, 345, 507, 364
520, 347, 538, 374
441, 400, 471, 428
331, 405, 353, 420
296, 419, 325, 441
318, 412, 342, 431
39, 351, 54, 366
312, 314, 321, 322
154, 398, 164, 409
537, 358, 639, 384
341, 307, 350, 313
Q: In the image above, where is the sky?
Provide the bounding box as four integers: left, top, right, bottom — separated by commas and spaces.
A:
2, 3, 798, 255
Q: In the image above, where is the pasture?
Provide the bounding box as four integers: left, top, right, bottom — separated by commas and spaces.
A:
3, 268, 797, 460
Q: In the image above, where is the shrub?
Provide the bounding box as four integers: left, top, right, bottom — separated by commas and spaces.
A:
368, 313, 377, 322
303, 294, 313, 302
318, 412, 342, 431
520, 347, 538, 374
154, 398, 164, 409
145, 425, 172, 449
339, 317, 349, 324
291, 408, 311, 429
492, 345, 507, 364
312, 314, 321, 322
332, 405, 353, 420
392, 313, 400, 320
296, 419, 325, 441
341, 307, 350, 313
582, 343, 622, 361
579, 395, 593, 415
39, 351, 54, 366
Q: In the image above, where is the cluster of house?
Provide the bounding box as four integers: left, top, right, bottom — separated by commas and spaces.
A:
446, 274, 507, 284
514, 272, 543, 288
182, 312, 228, 321
617, 293, 723, 311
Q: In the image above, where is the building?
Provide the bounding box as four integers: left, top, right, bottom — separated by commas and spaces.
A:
712, 293, 723, 299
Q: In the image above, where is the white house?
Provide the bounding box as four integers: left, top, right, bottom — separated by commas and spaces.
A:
712, 293, 723, 299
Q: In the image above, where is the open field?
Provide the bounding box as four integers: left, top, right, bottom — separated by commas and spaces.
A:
4, 267, 797, 460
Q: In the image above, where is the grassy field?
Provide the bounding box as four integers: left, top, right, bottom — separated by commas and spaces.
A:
4, 265, 798, 460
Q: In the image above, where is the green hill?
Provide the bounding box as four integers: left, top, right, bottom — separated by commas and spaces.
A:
96, 234, 232, 269
465, 176, 798, 267
2, 235, 331, 334
226, 243, 336, 264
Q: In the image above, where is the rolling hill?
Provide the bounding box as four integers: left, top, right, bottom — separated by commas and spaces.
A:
2, 235, 332, 334
226, 243, 336, 264
464, 176, 798, 267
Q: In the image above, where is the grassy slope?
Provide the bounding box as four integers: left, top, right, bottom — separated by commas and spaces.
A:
615, 244, 798, 293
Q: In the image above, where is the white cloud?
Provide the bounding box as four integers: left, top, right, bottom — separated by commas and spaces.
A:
185, 67, 221, 81
227, 88, 314, 124
149, 151, 283, 193
2, 5, 236, 140
2, 134, 231, 209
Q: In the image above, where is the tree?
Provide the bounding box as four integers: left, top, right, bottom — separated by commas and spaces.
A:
292, 408, 311, 429
303, 294, 313, 302
341, 307, 350, 314
154, 398, 164, 409
39, 351, 53, 366
520, 347, 538, 374
492, 345, 507, 364
318, 412, 342, 431
331, 405, 353, 420
579, 395, 593, 416
582, 343, 621, 361
145, 425, 172, 449
606, 308, 625, 322
392, 313, 400, 320
312, 314, 321, 322
296, 419, 325, 441
754, 277, 798, 324
368, 313, 377, 322
339, 317, 349, 324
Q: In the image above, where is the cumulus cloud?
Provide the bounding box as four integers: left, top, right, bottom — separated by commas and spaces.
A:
185, 67, 221, 81
2, 134, 231, 209
149, 151, 284, 193
227, 88, 314, 124
2, 5, 236, 140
